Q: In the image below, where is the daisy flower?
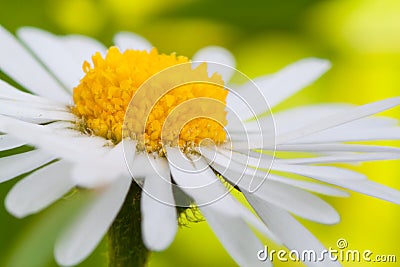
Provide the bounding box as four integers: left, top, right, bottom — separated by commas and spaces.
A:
1, 25, 400, 267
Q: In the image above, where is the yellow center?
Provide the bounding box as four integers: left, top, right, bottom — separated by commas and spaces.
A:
72, 47, 228, 154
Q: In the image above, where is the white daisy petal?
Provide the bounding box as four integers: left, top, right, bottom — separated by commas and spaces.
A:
17, 27, 85, 90
272, 104, 351, 134
46, 121, 76, 130
200, 147, 269, 184
237, 203, 282, 244
272, 164, 400, 204
168, 148, 280, 241
141, 158, 177, 251
268, 174, 350, 197
217, 148, 274, 171
5, 160, 75, 218
0, 97, 67, 113
0, 115, 108, 162
245, 194, 341, 267
287, 127, 400, 144
276, 97, 400, 145
277, 152, 400, 164
0, 100, 74, 123
0, 134, 25, 151
17, 27, 83, 88
229, 135, 272, 150
320, 179, 400, 205
275, 143, 400, 154
192, 46, 236, 82
272, 163, 366, 181
0, 26, 70, 102
230, 94, 400, 150
240, 179, 340, 224
272, 104, 398, 135
200, 204, 269, 267
167, 147, 236, 213
225, 90, 258, 126
232, 123, 400, 150
113, 32, 153, 52
62, 34, 107, 65
0, 149, 55, 183
127, 153, 156, 179
71, 141, 135, 188
235, 58, 331, 117
0, 80, 66, 108
205, 148, 357, 201
108, 140, 136, 170
207, 158, 263, 191
205, 155, 340, 224
71, 163, 111, 188
55, 176, 131, 266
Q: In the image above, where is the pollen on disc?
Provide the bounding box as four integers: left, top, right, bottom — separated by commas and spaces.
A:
72, 47, 228, 154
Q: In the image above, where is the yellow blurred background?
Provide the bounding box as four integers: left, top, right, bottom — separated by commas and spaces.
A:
1, 0, 399, 266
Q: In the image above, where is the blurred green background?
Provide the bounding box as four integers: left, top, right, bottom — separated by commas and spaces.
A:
1, 0, 400, 266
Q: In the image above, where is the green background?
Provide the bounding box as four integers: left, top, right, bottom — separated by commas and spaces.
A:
1, 0, 400, 266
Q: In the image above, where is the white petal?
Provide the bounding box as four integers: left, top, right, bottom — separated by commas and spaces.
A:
277, 152, 400, 164
224, 97, 276, 154
270, 164, 400, 204
0, 115, 108, 163
236, 58, 331, 117
167, 147, 235, 212
276, 97, 400, 145
245, 194, 341, 267
272, 104, 351, 134
141, 158, 177, 251
287, 127, 400, 144
225, 90, 259, 125
275, 143, 400, 154
0, 134, 25, 151
71, 141, 135, 188
62, 34, 107, 65
17, 27, 85, 90
0, 149, 55, 183
230, 104, 399, 149
71, 140, 138, 188
70, 163, 110, 188
0, 26, 70, 102
200, 204, 270, 267
192, 46, 236, 82
272, 104, 398, 135
5, 160, 75, 218
55, 176, 131, 266
46, 121, 76, 130
235, 201, 282, 244
322, 179, 400, 205
0, 100, 74, 123
206, 154, 340, 224
200, 147, 270, 188
167, 149, 280, 243
269, 174, 349, 197
216, 148, 274, 171
272, 163, 366, 181
127, 153, 156, 179
239, 179, 340, 224
113, 32, 152, 52
0, 79, 65, 107
0, 96, 66, 112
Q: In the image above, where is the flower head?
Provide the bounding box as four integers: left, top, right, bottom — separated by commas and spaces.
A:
72, 47, 227, 150
0, 26, 400, 267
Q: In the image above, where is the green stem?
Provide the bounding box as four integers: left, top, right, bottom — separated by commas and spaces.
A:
108, 182, 150, 267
